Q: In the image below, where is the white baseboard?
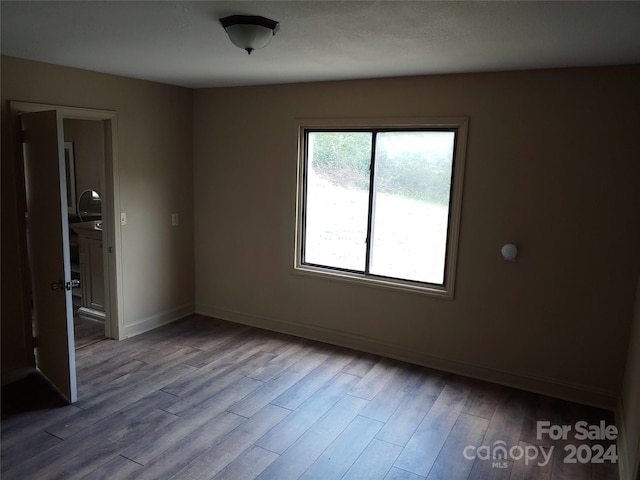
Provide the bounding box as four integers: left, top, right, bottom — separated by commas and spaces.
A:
78, 307, 106, 322
123, 303, 194, 338
195, 303, 618, 410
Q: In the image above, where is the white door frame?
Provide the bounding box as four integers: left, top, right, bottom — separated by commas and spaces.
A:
10, 101, 123, 341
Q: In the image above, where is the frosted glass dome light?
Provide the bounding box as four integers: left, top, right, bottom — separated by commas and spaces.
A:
220, 15, 280, 55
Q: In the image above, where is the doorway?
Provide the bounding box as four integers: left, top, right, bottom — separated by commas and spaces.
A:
10, 101, 123, 401
64, 118, 108, 348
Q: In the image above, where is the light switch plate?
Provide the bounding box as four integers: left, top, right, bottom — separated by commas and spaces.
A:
171, 213, 179, 226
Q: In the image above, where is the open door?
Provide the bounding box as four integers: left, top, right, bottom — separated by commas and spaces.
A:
21, 110, 77, 403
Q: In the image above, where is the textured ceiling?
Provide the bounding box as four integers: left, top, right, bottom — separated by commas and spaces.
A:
2, 1, 640, 88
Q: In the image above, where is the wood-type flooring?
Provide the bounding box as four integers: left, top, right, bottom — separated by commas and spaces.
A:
1, 315, 619, 479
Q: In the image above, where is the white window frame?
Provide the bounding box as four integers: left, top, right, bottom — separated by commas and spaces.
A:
294, 117, 469, 299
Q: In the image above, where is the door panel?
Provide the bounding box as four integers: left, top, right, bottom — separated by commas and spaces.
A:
22, 110, 77, 403
87, 237, 105, 310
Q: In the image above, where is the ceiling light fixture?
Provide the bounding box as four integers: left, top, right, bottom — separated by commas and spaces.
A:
219, 15, 280, 55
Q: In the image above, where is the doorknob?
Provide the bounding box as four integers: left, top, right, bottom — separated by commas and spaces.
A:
51, 280, 80, 291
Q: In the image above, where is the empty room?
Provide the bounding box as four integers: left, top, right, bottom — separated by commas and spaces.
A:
1, 2, 639, 479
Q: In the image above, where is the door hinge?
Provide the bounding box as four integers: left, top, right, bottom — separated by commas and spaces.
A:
32, 336, 37, 348
19, 130, 26, 143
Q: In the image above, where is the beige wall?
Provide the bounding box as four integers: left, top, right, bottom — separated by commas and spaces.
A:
3, 54, 638, 411
194, 66, 640, 408
619, 275, 640, 479
63, 118, 105, 210
1, 55, 194, 382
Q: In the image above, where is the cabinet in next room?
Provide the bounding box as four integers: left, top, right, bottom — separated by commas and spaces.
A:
71, 220, 105, 321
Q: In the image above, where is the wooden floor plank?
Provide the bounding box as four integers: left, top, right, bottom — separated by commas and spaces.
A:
300, 415, 384, 480
210, 445, 279, 480
0, 429, 62, 472
509, 440, 553, 480
131, 341, 198, 365
176, 318, 250, 352
77, 358, 147, 395
481, 388, 529, 449
160, 337, 267, 395
170, 403, 290, 479
79, 454, 144, 480
360, 365, 423, 422
162, 353, 270, 416
384, 466, 426, 480
341, 351, 380, 378
0, 403, 82, 451
548, 424, 592, 478
0, 372, 77, 442
54, 409, 179, 479
254, 395, 368, 480
73, 316, 105, 349
73, 317, 193, 366
255, 372, 360, 454
78, 344, 197, 398
2, 390, 177, 479
246, 339, 310, 381
270, 352, 354, 410
126, 411, 245, 479
74, 339, 142, 370
393, 383, 470, 476
461, 379, 506, 420
86, 360, 195, 405
121, 379, 259, 464
519, 395, 565, 448
342, 438, 403, 480
591, 461, 620, 480
44, 364, 193, 439
425, 412, 489, 480
375, 371, 445, 447
468, 458, 514, 479
348, 357, 400, 401
227, 350, 329, 418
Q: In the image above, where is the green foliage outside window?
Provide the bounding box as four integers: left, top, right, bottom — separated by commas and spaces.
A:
310, 131, 453, 207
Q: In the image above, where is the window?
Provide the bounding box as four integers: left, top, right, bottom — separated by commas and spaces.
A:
294, 118, 468, 297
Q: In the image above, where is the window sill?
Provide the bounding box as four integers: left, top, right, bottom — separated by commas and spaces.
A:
292, 264, 454, 299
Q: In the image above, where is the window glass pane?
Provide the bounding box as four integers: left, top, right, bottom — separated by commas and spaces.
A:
369, 131, 455, 284
303, 131, 372, 271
